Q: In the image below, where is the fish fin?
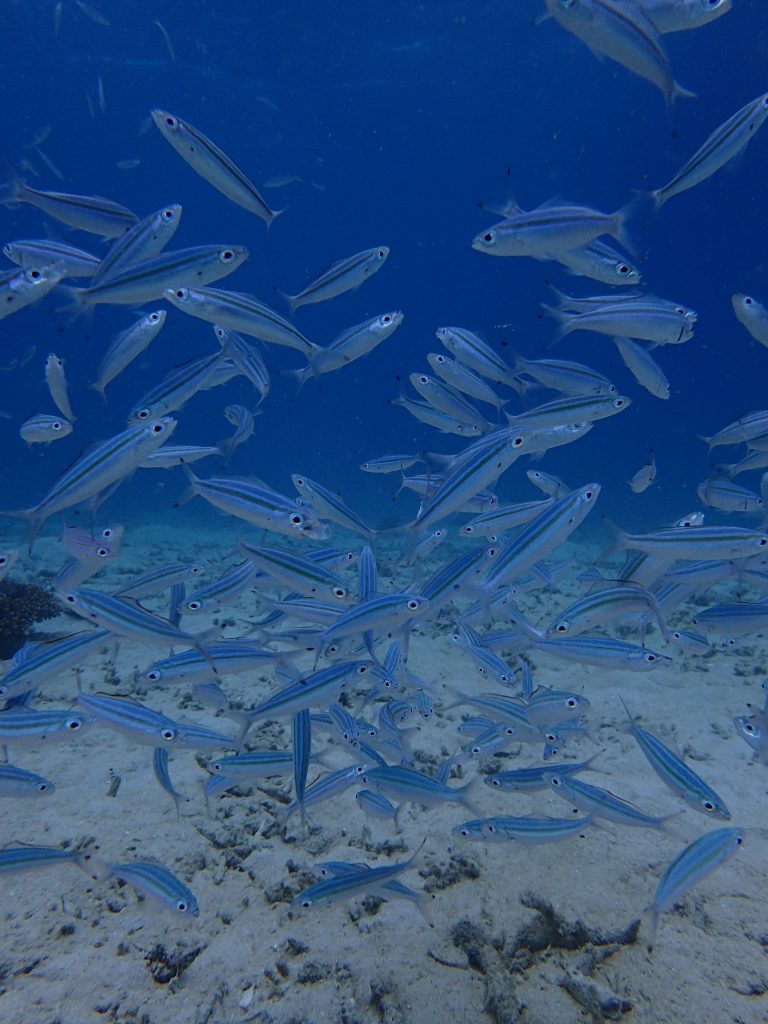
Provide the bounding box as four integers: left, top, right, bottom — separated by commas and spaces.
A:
540, 303, 570, 347
273, 284, 297, 317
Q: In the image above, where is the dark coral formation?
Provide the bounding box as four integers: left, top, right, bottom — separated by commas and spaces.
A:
0, 579, 61, 660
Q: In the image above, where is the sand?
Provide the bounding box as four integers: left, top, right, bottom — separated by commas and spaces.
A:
0, 516, 765, 1024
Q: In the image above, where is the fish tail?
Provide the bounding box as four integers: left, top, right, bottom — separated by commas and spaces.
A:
612, 201, 641, 258
54, 285, 89, 321
540, 303, 570, 348
175, 461, 201, 507
598, 515, 628, 560
0, 162, 29, 208
273, 284, 297, 317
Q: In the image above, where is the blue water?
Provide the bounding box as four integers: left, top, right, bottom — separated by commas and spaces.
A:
1, 1, 766, 539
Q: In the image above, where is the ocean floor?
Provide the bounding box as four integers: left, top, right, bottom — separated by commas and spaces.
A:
0, 518, 766, 1024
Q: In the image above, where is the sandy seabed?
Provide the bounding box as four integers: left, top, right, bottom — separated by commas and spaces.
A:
0, 518, 765, 1024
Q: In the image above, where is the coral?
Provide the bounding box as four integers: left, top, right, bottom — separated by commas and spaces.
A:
0, 579, 61, 660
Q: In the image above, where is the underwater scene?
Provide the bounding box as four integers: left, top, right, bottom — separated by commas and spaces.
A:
0, 1, 767, 1022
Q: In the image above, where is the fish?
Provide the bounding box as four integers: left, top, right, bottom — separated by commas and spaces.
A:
511, 352, 617, 396
45, 354, 75, 422
638, 0, 732, 34
732, 293, 768, 349
292, 311, 403, 387
0, 764, 54, 797
646, 828, 744, 952
151, 109, 280, 228
68, 245, 248, 308
542, 0, 696, 112
542, 239, 643, 285
214, 327, 271, 404
292, 845, 423, 912
2, 175, 138, 237
19, 413, 73, 446
278, 246, 389, 314
620, 699, 731, 818
544, 299, 695, 346
178, 466, 329, 540
548, 774, 675, 829
472, 197, 634, 258
613, 337, 670, 399
90, 204, 182, 286
0, 265, 67, 320
164, 285, 318, 357
2, 417, 177, 549
651, 93, 768, 209
128, 351, 223, 423
3, 238, 100, 277
453, 814, 594, 843
92, 310, 167, 402
88, 858, 200, 917
629, 450, 657, 492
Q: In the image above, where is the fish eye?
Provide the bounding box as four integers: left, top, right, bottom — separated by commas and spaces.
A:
482, 232, 495, 244
458, 828, 471, 837
762, 96, 768, 108
617, 264, 630, 276
174, 288, 187, 299
164, 115, 178, 127
488, 778, 500, 787
289, 513, 304, 526
52, 421, 62, 430
136, 407, 151, 420
146, 670, 161, 681
162, 209, 175, 220
614, 399, 626, 409
555, 623, 568, 633
471, 745, 481, 755
760, 538, 768, 546
221, 250, 235, 262
191, 566, 203, 575
381, 315, 391, 324
744, 723, 755, 734
333, 587, 347, 599
96, 547, 109, 557
65, 594, 76, 603
301, 899, 312, 909
463, 526, 474, 534
486, 823, 497, 834
36, 782, 48, 792
407, 599, 419, 610
29, 269, 42, 281
151, 422, 165, 434
161, 728, 176, 741
176, 899, 188, 912
378, 249, 387, 258
585, 490, 594, 500
566, 697, 577, 707
102, 529, 114, 539
513, 436, 525, 447
356, 665, 368, 676
67, 718, 82, 730
418, 375, 429, 384
744, 297, 754, 305
702, 800, 715, 813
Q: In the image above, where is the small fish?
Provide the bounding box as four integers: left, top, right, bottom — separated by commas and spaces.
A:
548, 774, 674, 829
89, 858, 199, 917
75, 0, 110, 27
542, 0, 696, 112
91, 204, 183, 286
473, 197, 633, 259
453, 814, 593, 843
639, 0, 731, 34
19, 413, 72, 446
646, 828, 743, 952
543, 239, 642, 285
650, 93, 768, 209
92, 310, 167, 402
620, 699, 731, 819
613, 337, 670, 399
2, 176, 138, 237
629, 450, 657, 493
732, 293, 768, 349
45, 354, 75, 422
152, 109, 280, 228
4, 238, 100, 277
153, 19, 176, 62
278, 246, 389, 314
0, 764, 54, 797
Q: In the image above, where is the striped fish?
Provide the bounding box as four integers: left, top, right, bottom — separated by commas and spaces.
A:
91, 204, 182, 285
651, 93, 768, 209
646, 828, 744, 951
278, 246, 389, 314
152, 109, 280, 228
2, 417, 176, 548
